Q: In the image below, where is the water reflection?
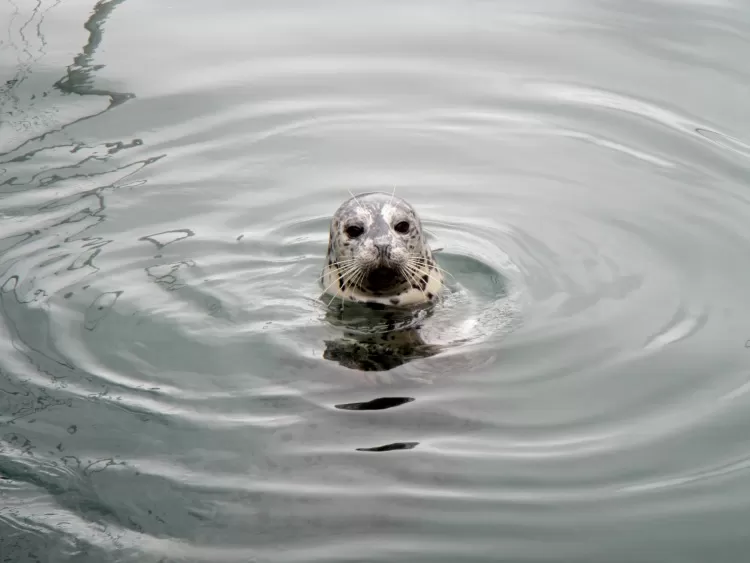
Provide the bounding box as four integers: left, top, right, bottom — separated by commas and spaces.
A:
0, 2, 152, 558
335, 397, 415, 410
322, 301, 443, 371
1, 0, 62, 137
356, 441, 420, 452
1, 0, 134, 160
1, 0, 749, 560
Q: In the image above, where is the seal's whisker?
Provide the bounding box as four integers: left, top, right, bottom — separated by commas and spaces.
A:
411, 262, 450, 280
340, 267, 362, 290
334, 264, 362, 286
402, 265, 427, 281
404, 262, 435, 289
318, 259, 355, 279
334, 264, 368, 307
388, 185, 396, 206
347, 189, 368, 216
351, 268, 367, 292
339, 262, 369, 293
318, 260, 356, 281
354, 264, 369, 285
325, 264, 362, 308
320, 263, 360, 298
403, 262, 445, 305
403, 260, 430, 278
327, 291, 340, 308
320, 277, 343, 298
404, 268, 430, 294
399, 264, 428, 301
409, 257, 455, 281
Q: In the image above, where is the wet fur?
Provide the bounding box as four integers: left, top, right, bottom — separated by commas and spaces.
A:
321, 192, 443, 307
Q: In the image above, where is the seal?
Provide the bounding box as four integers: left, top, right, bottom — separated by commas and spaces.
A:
321, 191, 443, 308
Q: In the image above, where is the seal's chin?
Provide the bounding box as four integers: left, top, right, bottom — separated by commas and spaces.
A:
366, 266, 404, 292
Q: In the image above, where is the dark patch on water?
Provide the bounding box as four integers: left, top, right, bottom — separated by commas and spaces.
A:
356, 442, 419, 452
335, 397, 415, 410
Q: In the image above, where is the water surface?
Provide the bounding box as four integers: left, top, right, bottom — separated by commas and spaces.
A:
2, 1, 750, 561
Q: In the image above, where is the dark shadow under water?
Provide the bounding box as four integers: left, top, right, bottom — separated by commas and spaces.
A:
322, 299, 443, 372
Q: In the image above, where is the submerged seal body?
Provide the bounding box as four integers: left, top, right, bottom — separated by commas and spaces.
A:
321, 192, 443, 308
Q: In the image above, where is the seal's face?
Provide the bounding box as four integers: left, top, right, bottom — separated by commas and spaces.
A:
326, 192, 431, 297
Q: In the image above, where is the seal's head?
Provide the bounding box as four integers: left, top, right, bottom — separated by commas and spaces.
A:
322, 192, 443, 307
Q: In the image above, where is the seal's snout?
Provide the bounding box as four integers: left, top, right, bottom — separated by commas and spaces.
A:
374, 241, 391, 259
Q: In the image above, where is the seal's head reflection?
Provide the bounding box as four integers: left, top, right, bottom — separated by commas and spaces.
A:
322, 301, 441, 372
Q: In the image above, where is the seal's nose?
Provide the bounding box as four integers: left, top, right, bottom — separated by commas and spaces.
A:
374, 242, 391, 259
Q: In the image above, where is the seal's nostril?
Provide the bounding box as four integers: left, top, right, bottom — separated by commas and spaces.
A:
375, 243, 391, 258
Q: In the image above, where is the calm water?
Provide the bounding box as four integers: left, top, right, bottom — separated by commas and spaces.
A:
2, 0, 750, 561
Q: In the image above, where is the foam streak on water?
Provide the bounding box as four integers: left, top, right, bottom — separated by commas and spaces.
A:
1, 1, 750, 562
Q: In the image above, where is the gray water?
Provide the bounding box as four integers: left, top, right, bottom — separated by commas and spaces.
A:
2, 1, 750, 561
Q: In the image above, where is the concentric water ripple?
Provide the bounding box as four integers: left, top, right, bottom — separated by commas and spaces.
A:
2, 1, 750, 562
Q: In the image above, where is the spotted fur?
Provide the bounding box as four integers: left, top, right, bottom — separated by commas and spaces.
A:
321, 192, 443, 307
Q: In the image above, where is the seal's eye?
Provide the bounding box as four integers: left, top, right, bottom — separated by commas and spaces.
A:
345, 225, 364, 238
394, 221, 410, 234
